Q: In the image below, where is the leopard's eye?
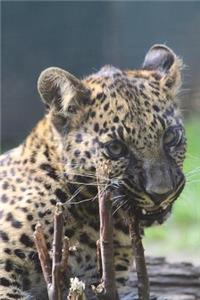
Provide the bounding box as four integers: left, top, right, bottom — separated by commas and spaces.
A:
105, 140, 128, 159
164, 126, 183, 147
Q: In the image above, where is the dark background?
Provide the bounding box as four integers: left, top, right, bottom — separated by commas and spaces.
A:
1, 1, 200, 149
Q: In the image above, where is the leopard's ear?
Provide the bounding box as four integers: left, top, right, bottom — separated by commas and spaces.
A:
143, 44, 183, 96
38, 67, 90, 115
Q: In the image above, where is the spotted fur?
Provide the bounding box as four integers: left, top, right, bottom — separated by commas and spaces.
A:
0, 45, 186, 299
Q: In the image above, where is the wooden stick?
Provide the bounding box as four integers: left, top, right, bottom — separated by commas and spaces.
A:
128, 213, 150, 300
49, 203, 64, 300
61, 236, 70, 274
96, 239, 102, 275
99, 188, 118, 299
34, 203, 64, 300
94, 163, 119, 300
34, 203, 87, 300
34, 223, 52, 285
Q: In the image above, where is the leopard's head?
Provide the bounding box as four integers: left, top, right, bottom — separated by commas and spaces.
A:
38, 44, 186, 226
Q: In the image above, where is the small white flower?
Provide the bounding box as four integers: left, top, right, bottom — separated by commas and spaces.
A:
69, 277, 85, 294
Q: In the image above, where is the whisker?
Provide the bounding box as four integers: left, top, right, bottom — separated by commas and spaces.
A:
186, 169, 200, 175
185, 166, 200, 174
186, 174, 200, 180
70, 194, 98, 205
112, 194, 125, 201
67, 186, 84, 202
66, 171, 109, 181
185, 171, 200, 178
66, 182, 112, 206
62, 162, 124, 182
112, 199, 128, 216
185, 153, 200, 160
64, 178, 105, 187
186, 179, 200, 184
112, 198, 124, 207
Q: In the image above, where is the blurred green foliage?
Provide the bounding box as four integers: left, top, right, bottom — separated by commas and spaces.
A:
144, 118, 200, 258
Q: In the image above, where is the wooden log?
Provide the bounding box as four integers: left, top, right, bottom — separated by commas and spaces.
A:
27, 255, 200, 299
34, 223, 52, 286
119, 257, 200, 300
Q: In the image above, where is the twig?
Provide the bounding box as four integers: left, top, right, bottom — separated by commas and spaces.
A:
34, 222, 52, 285
34, 203, 87, 300
61, 236, 70, 274
96, 239, 102, 276
49, 203, 64, 300
94, 163, 119, 300
128, 213, 150, 300
34, 174, 149, 300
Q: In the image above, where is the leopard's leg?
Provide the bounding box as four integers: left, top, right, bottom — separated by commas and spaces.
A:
0, 247, 47, 300
114, 245, 132, 288
0, 258, 27, 300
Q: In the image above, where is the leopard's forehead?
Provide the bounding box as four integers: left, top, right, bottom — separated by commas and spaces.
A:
84, 65, 181, 151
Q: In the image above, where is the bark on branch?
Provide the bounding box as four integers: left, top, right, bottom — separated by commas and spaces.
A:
34, 169, 150, 300
128, 213, 150, 300
34, 203, 86, 300
93, 163, 119, 300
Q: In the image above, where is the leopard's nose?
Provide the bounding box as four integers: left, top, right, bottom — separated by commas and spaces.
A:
144, 172, 174, 204
143, 161, 174, 204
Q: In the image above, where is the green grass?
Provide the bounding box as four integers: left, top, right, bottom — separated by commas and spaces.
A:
144, 118, 200, 259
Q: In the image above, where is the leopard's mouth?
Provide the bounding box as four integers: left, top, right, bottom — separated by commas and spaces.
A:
110, 177, 185, 225
136, 205, 172, 223
117, 180, 172, 223
135, 180, 185, 224
118, 176, 186, 224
